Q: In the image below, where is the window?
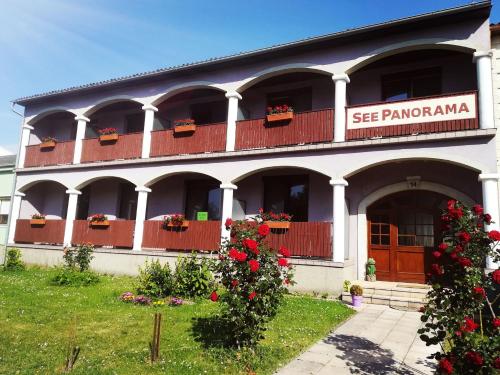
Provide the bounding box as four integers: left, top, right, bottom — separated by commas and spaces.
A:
0, 198, 10, 225
267, 87, 312, 113
185, 180, 221, 220
263, 175, 309, 221
397, 211, 434, 247
382, 68, 442, 102
126, 112, 145, 133
370, 214, 390, 245
76, 186, 91, 220
118, 183, 137, 220
190, 101, 227, 125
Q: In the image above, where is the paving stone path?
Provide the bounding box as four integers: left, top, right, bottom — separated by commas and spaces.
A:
276, 304, 439, 375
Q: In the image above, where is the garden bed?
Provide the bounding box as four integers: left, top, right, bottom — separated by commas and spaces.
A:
0, 268, 353, 375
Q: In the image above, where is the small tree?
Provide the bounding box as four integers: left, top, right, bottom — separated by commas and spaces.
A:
212, 218, 294, 347
419, 200, 500, 374
4, 248, 26, 271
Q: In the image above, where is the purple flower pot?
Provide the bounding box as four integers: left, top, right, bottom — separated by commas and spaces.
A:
351, 295, 363, 307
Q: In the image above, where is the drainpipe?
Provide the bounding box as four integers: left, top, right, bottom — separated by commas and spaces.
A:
2, 102, 24, 265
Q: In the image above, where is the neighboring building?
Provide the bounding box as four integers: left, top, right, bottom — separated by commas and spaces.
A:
0, 155, 16, 246
7, 2, 498, 292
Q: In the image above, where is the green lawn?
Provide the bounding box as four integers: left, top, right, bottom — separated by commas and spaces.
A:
0, 268, 353, 375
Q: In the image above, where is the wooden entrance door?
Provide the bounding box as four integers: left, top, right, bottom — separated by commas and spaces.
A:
367, 190, 448, 283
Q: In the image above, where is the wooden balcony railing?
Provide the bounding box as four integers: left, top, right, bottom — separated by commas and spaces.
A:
142, 220, 221, 251
24, 141, 75, 167
150, 122, 227, 157
81, 133, 143, 163
14, 219, 66, 245
264, 222, 332, 259
346, 91, 479, 140
235, 109, 334, 150
71, 220, 135, 248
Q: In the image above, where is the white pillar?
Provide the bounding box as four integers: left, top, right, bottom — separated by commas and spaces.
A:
7, 191, 25, 244
73, 115, 90, 164
479, 173, 500, 269
332, 73, 350, 142
225, 92, 242, 152
473, 51, 495, 130
133, 186, 151, 251
220, 183, 237, 240
330, 178, 348, 263
141, 104, 158, 159
18, 124, 34, 168
63, 189, 81, 246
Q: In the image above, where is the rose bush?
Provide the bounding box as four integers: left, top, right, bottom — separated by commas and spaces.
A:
212, 218, 294, 347
418, 200, 500, 374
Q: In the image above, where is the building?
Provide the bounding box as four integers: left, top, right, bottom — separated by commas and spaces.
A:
0, 155, 15, 249
8, 1, 498, 293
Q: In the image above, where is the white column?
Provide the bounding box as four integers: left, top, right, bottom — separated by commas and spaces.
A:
330, 178, 348, 263
18, 124, 34, 168
220, 183, 237, 240
332, 73, 350, 142
141, 104, 158, 159
133, 186, 151, 251
225, 92, 242, 152
479, 173, 500, 269
473, 51, 495, 130
7, 191, 25, 244
73, 115, 90, 164
63, 189, 81, 246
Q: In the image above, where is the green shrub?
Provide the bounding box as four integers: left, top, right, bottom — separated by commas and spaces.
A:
4, 248, 25, 271
63, 243, 94, 271
136, 259, 174, 298
51, 268, 100, 286
174, 253, 215, 298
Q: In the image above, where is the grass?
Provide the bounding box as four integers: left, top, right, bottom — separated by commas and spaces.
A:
0, 267, 354, 375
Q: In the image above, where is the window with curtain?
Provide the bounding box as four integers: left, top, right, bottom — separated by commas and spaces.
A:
263, 175, 309, 221
0, 198, 10, 224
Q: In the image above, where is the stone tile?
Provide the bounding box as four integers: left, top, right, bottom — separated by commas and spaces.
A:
277, 359, 324, 375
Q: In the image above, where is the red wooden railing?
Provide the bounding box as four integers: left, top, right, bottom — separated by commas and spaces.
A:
24, 141, 75, 167
150, 122, 227, 157
71, 220, 135, 248
265, 222, 332, 259
142, 220, 221, 251
14, 219, 66, 244
235, 109, 334, 150
81, 133, 143, 163
346, 91, 479, 140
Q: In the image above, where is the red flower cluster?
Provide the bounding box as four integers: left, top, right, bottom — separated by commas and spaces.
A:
457, 257, 472, 268
266, 104, 293, 115
225, 218, 232, 230
472, 286, 486, 299
248, 259, 260, 272
279, 246, 291, 258
484, 213, 492, 224
438, 358, 453, 374
493, 269, 500, 285
257, 208, 292, 222
461, 317, 479, 333
258, 224, 270, 236
431, 263, 444, 276
98, 127, 118, 135
465, 351, 484, 366
278, 258, 289, 267
493, 318, 500, 328
210, 291, 218, 302
457, 231, 471, 243
243, 238, 259, 254
248, 291, 257, 300
472, 204, 484, 215
228, 247, 248, 262
163, 214, 185, 226
488, 230, 500, 241
173, 119, 195, 126
231, 279, 239, 287
495, 358, 500, 369
88, 213, 107, 222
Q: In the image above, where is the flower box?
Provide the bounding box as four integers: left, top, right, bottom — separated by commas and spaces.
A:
40, 140, 56, 149
264, 221, 290, 229
30, 219, 46, 226
174, 124, 196, 134
90, 220, 110, 227
99, 133, 119, 143
266, 112, 293, 123
165, 220, 190, 228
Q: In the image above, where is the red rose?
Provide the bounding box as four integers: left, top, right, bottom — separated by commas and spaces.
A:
258, 224, 270, 236
242, 238, 259, 254
279, 245, 291, 258
484, 213, 492, 224
465, 351, 483, 366
441, 214, 452, 223
454, 244, 463, 253
495, 357, 500, 369
210, 291, 218, 302
438, 243, 448, 252
458, 231, 471, 243
449, 207, 463, 219
457, 257, 472, 268
228, 247, 239, 260
431, 263, 444, 275
493, 318, 500, 328
248, 259, 260, 272
235, 251, 247, 262
461, 317, 479, 332
225, 218, 232, 229
449, 250, 459, 260
447, 199, 457, 210
488, 230, 500, 241
473, 286, 486, 299
249, 291, 256, 300
432, 251, 442, 259
278, 258, 289, 267
258, 208, 264, 214
438, 358, 453, 374
492, 269, 500, 284
473, 204, 484, 215
231, 280, 239, 287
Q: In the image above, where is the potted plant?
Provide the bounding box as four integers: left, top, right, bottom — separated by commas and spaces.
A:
163, 214, 189, 228
350, 284, 363, 307
88, 214, 109, 227
30, 213, 46, 226
40, 137, 57, 150
98, 128, 119, 143
173, 119, 196, 134
257, 208, 292, 229
366, 258, 376, 282
266, 105, 294, 123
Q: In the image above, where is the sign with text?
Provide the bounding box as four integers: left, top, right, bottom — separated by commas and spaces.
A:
346, 93, 476, 130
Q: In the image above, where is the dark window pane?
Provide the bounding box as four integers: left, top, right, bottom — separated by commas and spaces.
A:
264, 175, 309, 221
371, 224, 380, 234
380, 235, 390, 245
118, 183, 137, 220
0, 215, 7, 225
185, 180, 221, 220
267, 87, 312, 113
381, 224, 390, 234
126, 112, 145, 133
371, 235, 379, 245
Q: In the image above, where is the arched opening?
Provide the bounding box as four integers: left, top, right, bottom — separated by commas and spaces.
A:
86, 100, 144, 138
142, 172, 222, 252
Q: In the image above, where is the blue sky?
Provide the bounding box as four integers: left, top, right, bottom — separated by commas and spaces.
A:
1, 0, 498, 153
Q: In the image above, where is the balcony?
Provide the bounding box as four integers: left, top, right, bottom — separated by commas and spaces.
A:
14, 219, 65, 245
71, 220, 135, 248
235, 109, 334, 150
150, 122, 227, 157
81, 133, 143, 163
24, 140, 75, 167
